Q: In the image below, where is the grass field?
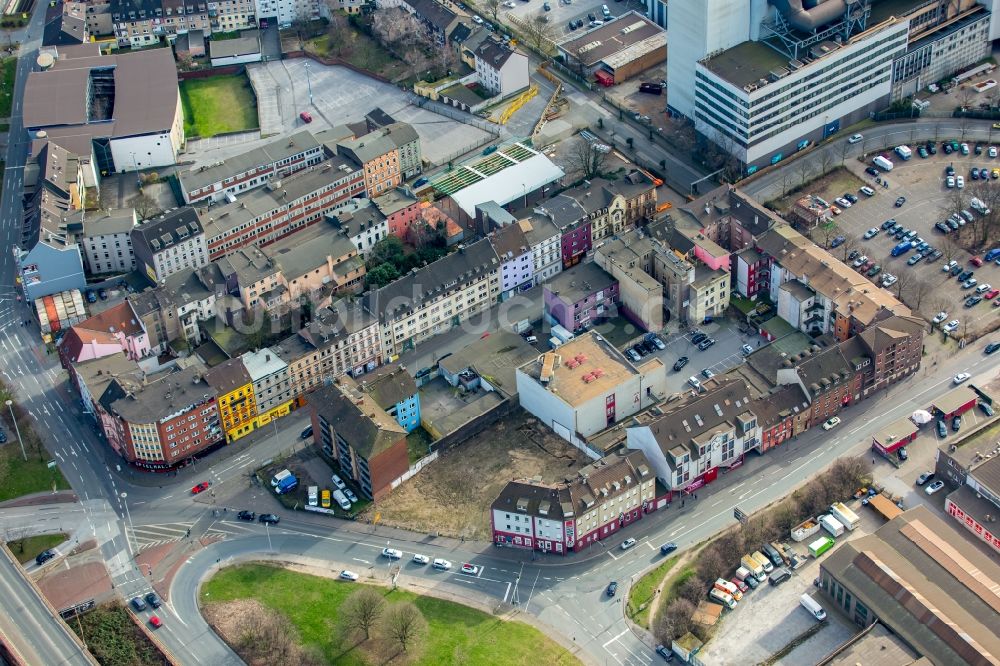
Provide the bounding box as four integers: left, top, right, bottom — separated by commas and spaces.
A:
0, 436, 70, 502
0, 58, 16, 119
8, 533, 66, 564
627, 554, 679, 628
202, 564, 579, 665
179, 74, 259, 138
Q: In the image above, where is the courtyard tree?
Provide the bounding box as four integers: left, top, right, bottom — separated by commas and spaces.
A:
906, 278, 932, 311
653, 598, 695, 645
568, 136, 608, 180
484, 0, 502, 24
523, 16, 554, 54
130, 192, 159, 220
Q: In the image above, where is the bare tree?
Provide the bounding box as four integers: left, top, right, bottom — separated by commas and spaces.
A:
484, 0, 501, 23
838, 236, 861, 264
523, 16, 554, 54
653, 598, 695, 645
941, 235, 962, 263
957, 86, 975, 111
816, 221, 839, 248
818, 149, 835, 178
695, 547, 727, 584
796, 158, 812, 187
379, 602, 428, 655
674, 575, 706, 605
130, 192, 159, 220
341, 588, 386, 642
568, 137, 608, 179
905, 279, 932, 311
892, 269, 913, 299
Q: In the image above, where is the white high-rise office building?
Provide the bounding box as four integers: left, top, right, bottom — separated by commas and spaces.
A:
666, 0, 764, 118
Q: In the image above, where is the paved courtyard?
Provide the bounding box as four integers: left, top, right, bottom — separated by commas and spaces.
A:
183, 60, 495, 170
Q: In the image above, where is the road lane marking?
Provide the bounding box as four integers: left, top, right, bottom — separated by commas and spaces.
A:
606, 550, 619, 561
602, 629, 629, 648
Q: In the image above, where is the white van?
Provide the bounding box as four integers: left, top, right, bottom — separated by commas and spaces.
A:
601, 3, 611, 18
800, 593, 827, 621
270, 469, 292, 487
687, 376, 702, 390
332, 489, 351, 511
873, 155, 894, 171
709, 588, 737, 609
307, 485, 318, 507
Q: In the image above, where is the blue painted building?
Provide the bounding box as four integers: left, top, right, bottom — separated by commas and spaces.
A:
359, 364, 421, 433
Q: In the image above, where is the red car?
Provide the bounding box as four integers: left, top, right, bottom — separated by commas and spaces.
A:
970, 257, 984, 267
730, 577, 749, 593
986, 288, 1000, 300
149, 615, 162, 629
299, 111, 313, 123
191, 481, 209, 494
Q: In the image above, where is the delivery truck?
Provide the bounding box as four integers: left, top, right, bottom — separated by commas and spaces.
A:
873, 155, 894, 171
752, 551, 774, 574
894, 145, 912, 160
275, 474, 298, 495
829, 502, 860, 531
741, 554, 766, 581
820, 514, 845, 537
734, 566, 759, 589
808, 536, 835, 558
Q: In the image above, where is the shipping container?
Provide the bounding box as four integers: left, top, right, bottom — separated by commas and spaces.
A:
820, 514, 845, 537
791, 517, 821, 542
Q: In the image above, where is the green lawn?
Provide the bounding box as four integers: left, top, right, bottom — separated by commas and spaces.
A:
0, 58, 16, 119
627, 554, 679, 628
406, 427, 434, 464
202, 564, 580, 665
179, 74, 259, 138
8, 533, 67, 564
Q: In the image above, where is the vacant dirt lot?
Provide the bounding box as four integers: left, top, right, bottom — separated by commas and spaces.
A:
771, 166, 866, 213
359, 411, 588, 540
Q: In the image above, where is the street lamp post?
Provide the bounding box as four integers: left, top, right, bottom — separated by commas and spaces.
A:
130, 152, 140, 189
5, 400, 25, 461
304, 62, 313, 106
120, 492, 135, 558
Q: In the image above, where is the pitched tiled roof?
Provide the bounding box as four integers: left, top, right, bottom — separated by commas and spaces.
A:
74, 301, 144, 339
358, 364, 417, 409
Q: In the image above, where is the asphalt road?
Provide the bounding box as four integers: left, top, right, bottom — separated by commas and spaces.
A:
0, 547, 96, 666
743, 119, 1000, 203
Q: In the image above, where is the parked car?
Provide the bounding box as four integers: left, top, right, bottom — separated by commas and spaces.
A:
925, 480, 945, 495
980, 402, 995, 416
432, 558, 452, 570
648, 334, 666, 350
863, 228, 878, 239
986, 342, 1000, 354
655, 644, 674, 662
965, 296, 982, 308
953, 414, 962, 432
943, 320, 960, 332
942, 260, 958, 273
339, 570, 359, 581
701, 368, 715, 379
932, 312, 948, 324
894, 196, 906, 207
830, 236, 846, 249
697, 338, 716, 351
672, 356, 689, 371
937, 419, 947, 438
299, 111, 313, 123
35, 549, 56, 566
821, 417, 841, 430
881, 218, 897, 230
848, 134, 864, 144
621, 538, 637, 551
412, 554, 430, 564
916, 471, 934, 486
690, 332, 708, 345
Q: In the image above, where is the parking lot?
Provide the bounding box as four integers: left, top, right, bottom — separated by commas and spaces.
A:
502, 0, 647, 40
602, 319, 767, 396
814, 142, 1000, 330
